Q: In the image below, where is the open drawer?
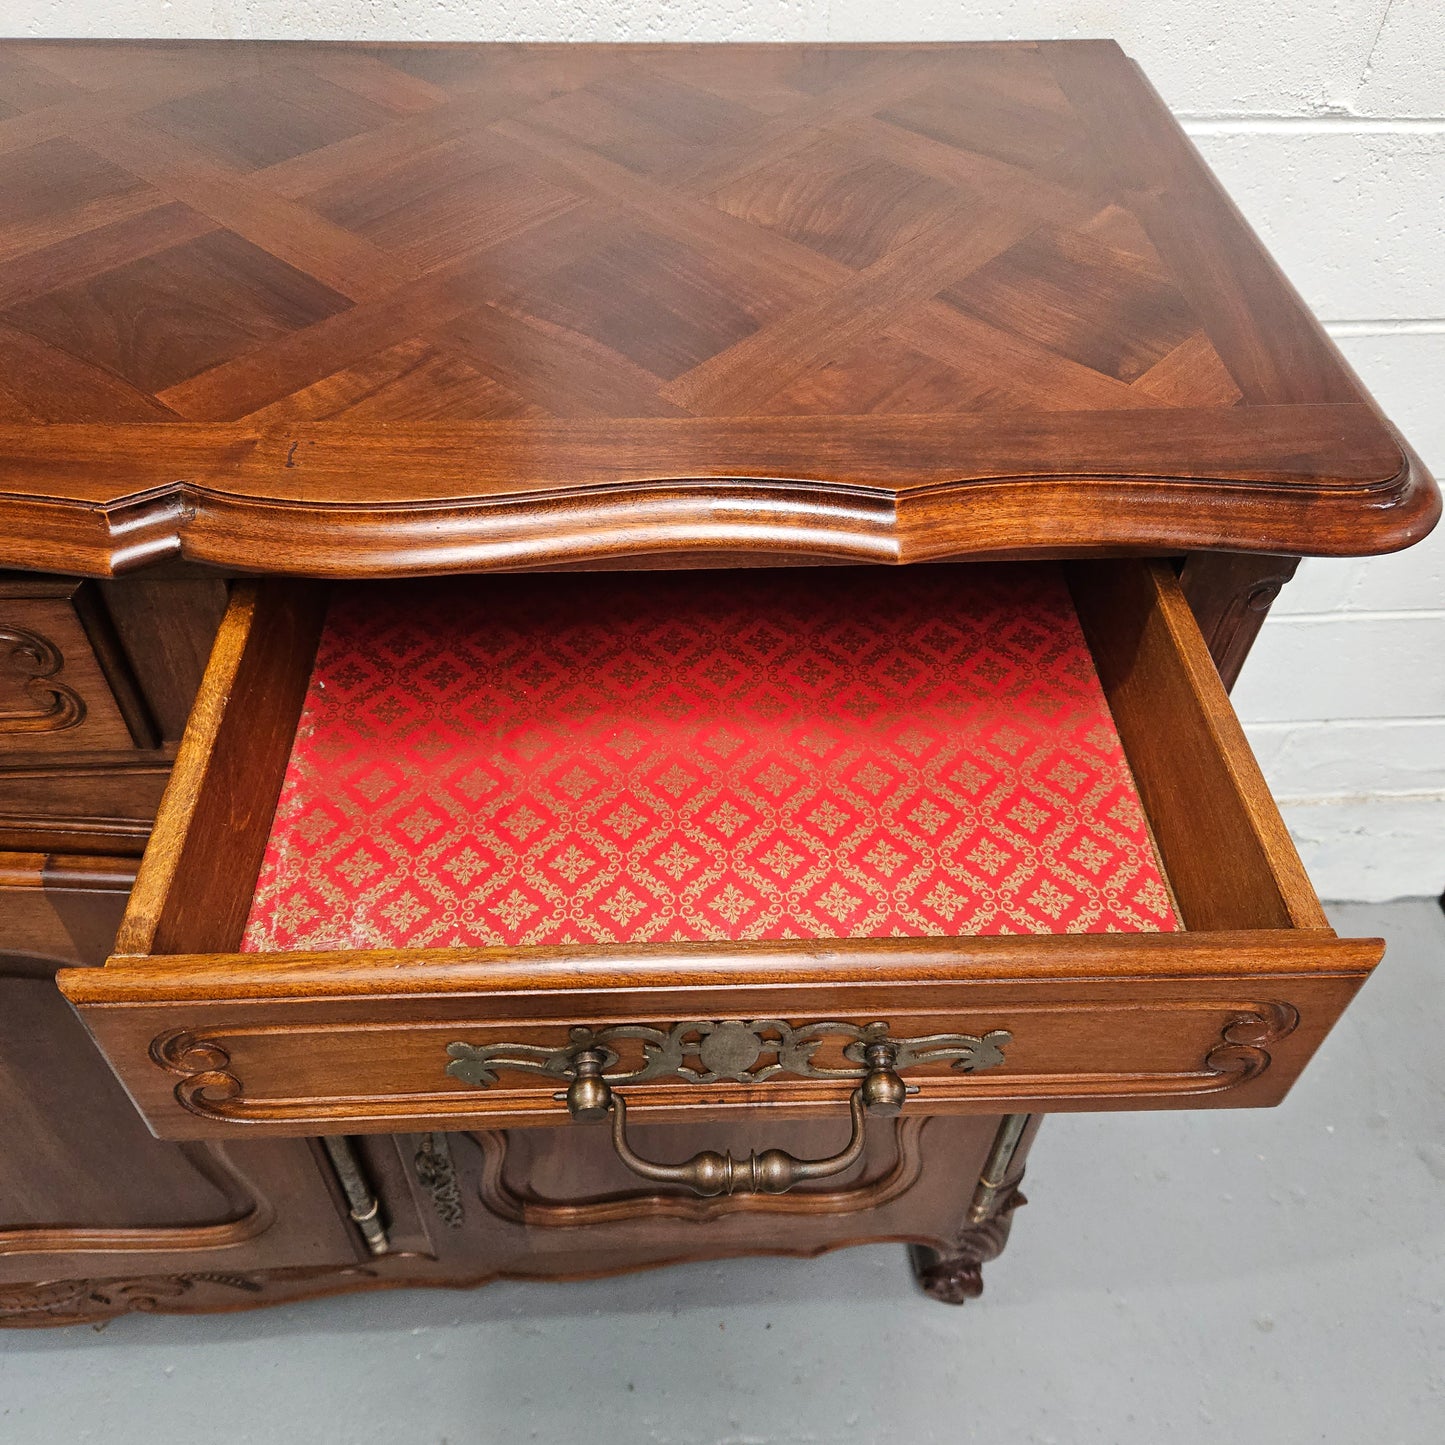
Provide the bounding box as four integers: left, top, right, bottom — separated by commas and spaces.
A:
59, 560, 1380, 1142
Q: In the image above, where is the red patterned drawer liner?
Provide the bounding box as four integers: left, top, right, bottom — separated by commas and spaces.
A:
241, 565, 1178, 951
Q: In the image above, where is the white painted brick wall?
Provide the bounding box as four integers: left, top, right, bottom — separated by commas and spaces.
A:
5, 2, 1442, 899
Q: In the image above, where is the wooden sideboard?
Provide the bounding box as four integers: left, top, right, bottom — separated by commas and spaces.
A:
0, 38, 1436, 1328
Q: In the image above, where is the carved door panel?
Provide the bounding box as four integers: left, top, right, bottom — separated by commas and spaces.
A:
0, 958, 362, 1293
391, 1114, 1009, 1284
0, 832, 364, 1318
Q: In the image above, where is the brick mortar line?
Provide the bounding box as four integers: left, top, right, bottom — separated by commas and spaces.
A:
1182, 116, 1445, 133
1247, 718, 1445, 732
1274, 791, 1445, 805
1326, 321, 1445, 336
1254, 610, 1445, 624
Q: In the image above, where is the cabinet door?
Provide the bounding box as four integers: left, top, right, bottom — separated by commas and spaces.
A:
0, 863, 362, 1316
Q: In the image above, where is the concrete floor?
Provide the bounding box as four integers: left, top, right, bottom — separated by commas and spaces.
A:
2, 900, 1443, 1444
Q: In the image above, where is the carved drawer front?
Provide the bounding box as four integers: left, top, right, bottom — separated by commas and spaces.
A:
0, 581, 144, 758
61, 560, 1381, 1142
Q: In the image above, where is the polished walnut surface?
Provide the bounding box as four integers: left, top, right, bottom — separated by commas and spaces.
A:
1, 39, 1431, 1326
0, 39, 1435, 576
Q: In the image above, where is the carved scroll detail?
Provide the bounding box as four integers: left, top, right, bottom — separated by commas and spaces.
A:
150, 1029, 245, 1115
144, 1002, 1296, 1129
414, 1133, 465, 1229
0, 1268, 380, 1329
0, 625, 85, 733
1204, 1002, 1300, 1083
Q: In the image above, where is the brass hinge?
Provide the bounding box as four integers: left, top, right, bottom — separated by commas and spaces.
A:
321, 1136, 390, 1255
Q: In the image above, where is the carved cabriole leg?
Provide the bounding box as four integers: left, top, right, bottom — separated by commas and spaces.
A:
910, 1113, 1037, 1305
1178, 552, 1301, 692
908, 1188, 1026, 1304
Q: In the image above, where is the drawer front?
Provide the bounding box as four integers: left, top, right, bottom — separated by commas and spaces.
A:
62, 933, 1376, 1138
60, 560, 1383, 1141
0, 852, 135, 969
0, 758, 169, 855
0, 576, 227, 854
0, 582, 143, 757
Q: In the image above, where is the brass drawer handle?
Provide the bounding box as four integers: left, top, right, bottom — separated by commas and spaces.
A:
607, 1087, 867, 1196
571, 1040, 904, 1197
444, 1019, 1012, 1198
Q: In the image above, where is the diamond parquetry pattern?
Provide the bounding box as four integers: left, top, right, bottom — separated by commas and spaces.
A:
0, 42, 1250, 426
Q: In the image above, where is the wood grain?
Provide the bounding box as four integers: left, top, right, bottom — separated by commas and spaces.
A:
0, 577, 138, 755
111, 580, 325, 958
0, 849, 360, 1292
0, 849, 134, 967
0, 39, 1432, 576
60, 558, 1382, 1138
1069, 559, 1326, 932
0, 1114, 1016, 1321
6, 35, 1429, 1321
1178, 551, 1300, 693
60, 936, 1376, 1136
0, 570, 224, 853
